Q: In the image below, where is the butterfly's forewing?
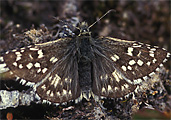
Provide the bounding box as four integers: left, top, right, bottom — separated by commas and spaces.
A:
2, 38, 71, 82
2, 38, 81, 103
96, 37, 168, 81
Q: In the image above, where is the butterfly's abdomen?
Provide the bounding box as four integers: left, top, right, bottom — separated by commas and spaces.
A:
78, 37, 93, 99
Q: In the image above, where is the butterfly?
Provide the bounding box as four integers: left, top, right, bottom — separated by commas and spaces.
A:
0, 17, 170, 105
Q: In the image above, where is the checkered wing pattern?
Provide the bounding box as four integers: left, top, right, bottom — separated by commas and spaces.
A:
92, 37, 170, 98
0, 21, 170, 104
0, 38, 81, 103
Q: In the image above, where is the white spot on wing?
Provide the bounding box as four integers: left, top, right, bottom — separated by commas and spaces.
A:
41, 84, 46, 90
15, 52, 21, 55
108, 85, 113, 93
146, 61, 151, 66
114, 54, 119, 59
50, 92, 54, 97
15, 52, 22, 61
149, 72, 155, 77
137, 51, 141, 57
159, 64, 163, 67
19, 79, 26, 85
57, 91, 60, 96
12, 49, 17, 52
13, 62, 18, 67
50, 57, 55, 62
112, 70, 121, 83
149, 53, 154, 57
149, 50, 154, 54
124, 84, 129, 89
51, 74, 61, 88
38, 49, 44, 58
46, 90, 50, 95
162, 48, 166, 50
111, 56, 117, 62
121, 65, 127, 71
19, 64, 23, 69
155, 67, 160, 72
129, 60, 136, 65
20, 47, 25, 50
50, 56, 58, 63
134, 78, 142, 84
34, 62, 41, 67
163, 58, 167, 63
133, 43, 138, 46
166, 53, 170, 58
143, 76, 148, 81
102, 87, 106, 93
150, 48, 156, 51
42, 68, 48, 73
10, 71, 13, 75
127, 47, 134, 56
69, 90, 72, 95
152, 58, 157, 63
16, 56, 21, 61
52, 58, 58, 63
26, 63, 33, 69
146, 44, 150, 47
121, 86, 124, 91
48, 76, 53, 81
5, 51, 10, 54
5, 51, 10, 55
62, 89, 67, 96
133, 45, 142, 47
114, 87, 119, 91
137, 59, 144, 66
21, 49, 24, 52
37, 68, 41, 73
127, 66, 132, 70
29, 54, 33, 59
30, 47, 39, 51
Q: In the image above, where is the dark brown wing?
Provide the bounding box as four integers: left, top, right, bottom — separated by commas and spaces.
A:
1, 38, 81, 103
91, 37, 169, 98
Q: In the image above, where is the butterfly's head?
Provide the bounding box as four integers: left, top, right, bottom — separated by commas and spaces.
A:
77, 22, 91, 36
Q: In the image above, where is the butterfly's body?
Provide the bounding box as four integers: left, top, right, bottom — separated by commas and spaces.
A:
0, 21, 170, 104
76, 23, 94, 100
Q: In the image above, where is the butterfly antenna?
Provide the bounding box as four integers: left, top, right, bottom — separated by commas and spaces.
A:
88, 9, 116, 29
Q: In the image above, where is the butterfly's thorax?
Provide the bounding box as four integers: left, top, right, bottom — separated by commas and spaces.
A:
76, 22, 93, 98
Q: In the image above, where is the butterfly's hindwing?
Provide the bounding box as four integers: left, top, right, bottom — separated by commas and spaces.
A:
92, 50, 137, 98
36, 50, 81, 103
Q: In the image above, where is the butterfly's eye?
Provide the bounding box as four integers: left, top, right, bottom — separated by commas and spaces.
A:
83, 29, 89, 32
74, 28, 80, 36
81, 29, 89, 33
79, 28, 91, 36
